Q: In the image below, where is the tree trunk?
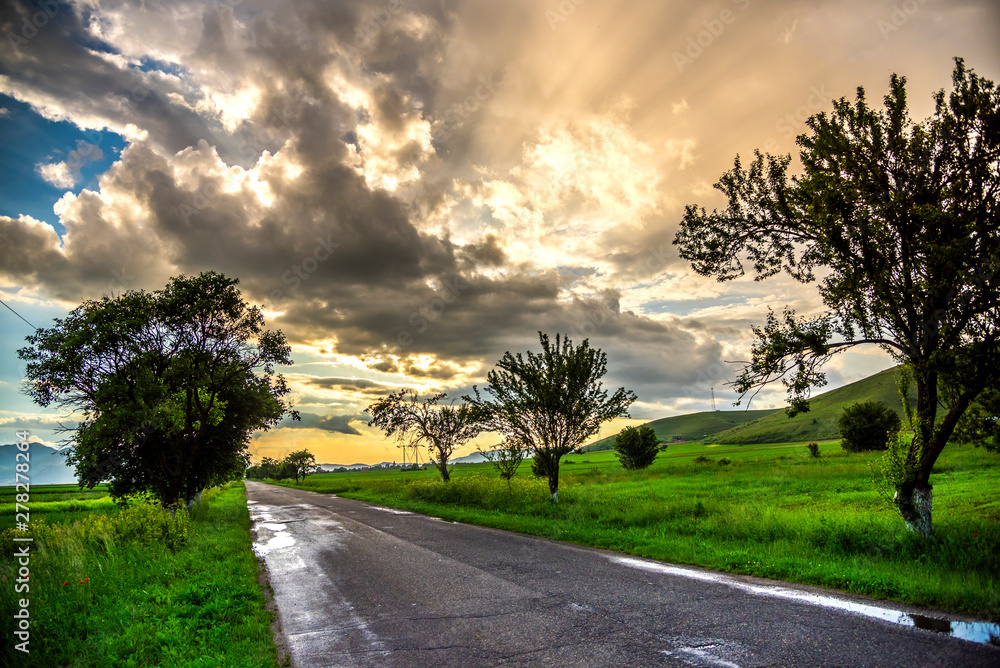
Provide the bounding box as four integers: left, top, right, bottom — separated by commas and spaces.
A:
438, 459, 451, 482
892, 367, 974, 537
185, 489, 203, 511
895, 482, 933, 538
548, 460, 559, 502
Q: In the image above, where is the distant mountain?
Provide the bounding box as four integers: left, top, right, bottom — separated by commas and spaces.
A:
584, 366, 911, 450
0, 443, 78, 486
317, 452, 490, 470
452, 451, 488, 464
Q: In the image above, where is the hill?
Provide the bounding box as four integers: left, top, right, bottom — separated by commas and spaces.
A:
710, 366, 909, 444
584, 408, 776, 451
585, 366, 910, 450
0, 443, 78, 485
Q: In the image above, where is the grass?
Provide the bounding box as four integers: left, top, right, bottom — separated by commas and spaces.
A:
0, 482, 284, 668
274, 440, 1000, 621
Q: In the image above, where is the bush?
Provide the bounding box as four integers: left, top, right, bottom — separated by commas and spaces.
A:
806, 442, 821, 458
718, 458, 731, 466
614, 425, 660, 470
693, 455, 712, 464
838, 401, 902, 452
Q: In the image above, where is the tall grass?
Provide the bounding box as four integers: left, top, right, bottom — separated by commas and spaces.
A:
0, 482, 283, 667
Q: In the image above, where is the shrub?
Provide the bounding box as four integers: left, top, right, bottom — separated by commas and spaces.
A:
806, 442, 821, 458
838, 401, 902, 452
693, 455, 712, 464
718, 458, 731, 466
614, 425, 660, 470
111, 502, 190, 550
481, 440, 528, 485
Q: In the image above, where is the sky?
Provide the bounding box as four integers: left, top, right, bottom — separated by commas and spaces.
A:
0, 0, 998, 465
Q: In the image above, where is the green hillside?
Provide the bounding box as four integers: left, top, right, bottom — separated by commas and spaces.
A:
585, 408, 777, 451
587, 366, 909, 450
711, 366, 909, 444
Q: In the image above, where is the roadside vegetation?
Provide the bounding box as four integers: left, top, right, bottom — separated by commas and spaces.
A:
0, 482, 283, 668
273, 440, 1000, 621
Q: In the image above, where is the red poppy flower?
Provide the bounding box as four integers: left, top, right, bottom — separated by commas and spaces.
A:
63, 581, 69, 586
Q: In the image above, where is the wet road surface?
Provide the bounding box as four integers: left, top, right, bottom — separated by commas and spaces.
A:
244, 480, 999, 667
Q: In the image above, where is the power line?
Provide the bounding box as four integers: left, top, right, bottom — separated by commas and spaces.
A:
0, 297, 39, 330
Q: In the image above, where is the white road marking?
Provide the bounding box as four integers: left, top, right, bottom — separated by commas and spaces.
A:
611, 556, 926, 631
664, 645, 743, 668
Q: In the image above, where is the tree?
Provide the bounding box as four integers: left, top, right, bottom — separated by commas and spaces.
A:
478, 439, 529, 487
284, 450, 318, 483
614, 425, 660, 470
18, 272, 296, 508
256, 456, 280, 479
466, 332, 637, 502
837, 401, 902, 452
366, 390, 480, 482
950, 379, 1000, 452
673, 59, 999, 536
273, 461, 297, 481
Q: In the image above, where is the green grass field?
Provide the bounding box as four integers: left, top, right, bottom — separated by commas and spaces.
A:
0, 482, 284, 668
276, 439, 1000, 621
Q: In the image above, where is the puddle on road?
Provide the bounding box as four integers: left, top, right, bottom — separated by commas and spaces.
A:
908, 614, 1000, 647
248, 503, 298, 557
260, 522, 287, 531
611, 556, 1000, 647
253, 531, 296, 557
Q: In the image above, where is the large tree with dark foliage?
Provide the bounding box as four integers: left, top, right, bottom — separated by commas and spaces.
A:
673, 59, 999, 536
366, 390, 480, 482
18, 272, 295, 508
284, 449, 319, 483
467, 332, 636, 502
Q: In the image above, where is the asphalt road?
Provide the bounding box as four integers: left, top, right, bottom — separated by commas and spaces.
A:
244, 480, 999, 667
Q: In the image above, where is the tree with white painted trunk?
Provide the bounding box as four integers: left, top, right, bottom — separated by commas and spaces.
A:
673, 58, 999, 537
466, 332, 636, 502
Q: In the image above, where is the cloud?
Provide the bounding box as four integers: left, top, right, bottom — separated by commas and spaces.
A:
282, 412, 365, 435
35, 140, 104, 188
0, 415, 78, 431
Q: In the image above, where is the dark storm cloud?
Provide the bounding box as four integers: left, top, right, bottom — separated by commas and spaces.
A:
298, 376, 397, 395
280, 412, 364, 435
